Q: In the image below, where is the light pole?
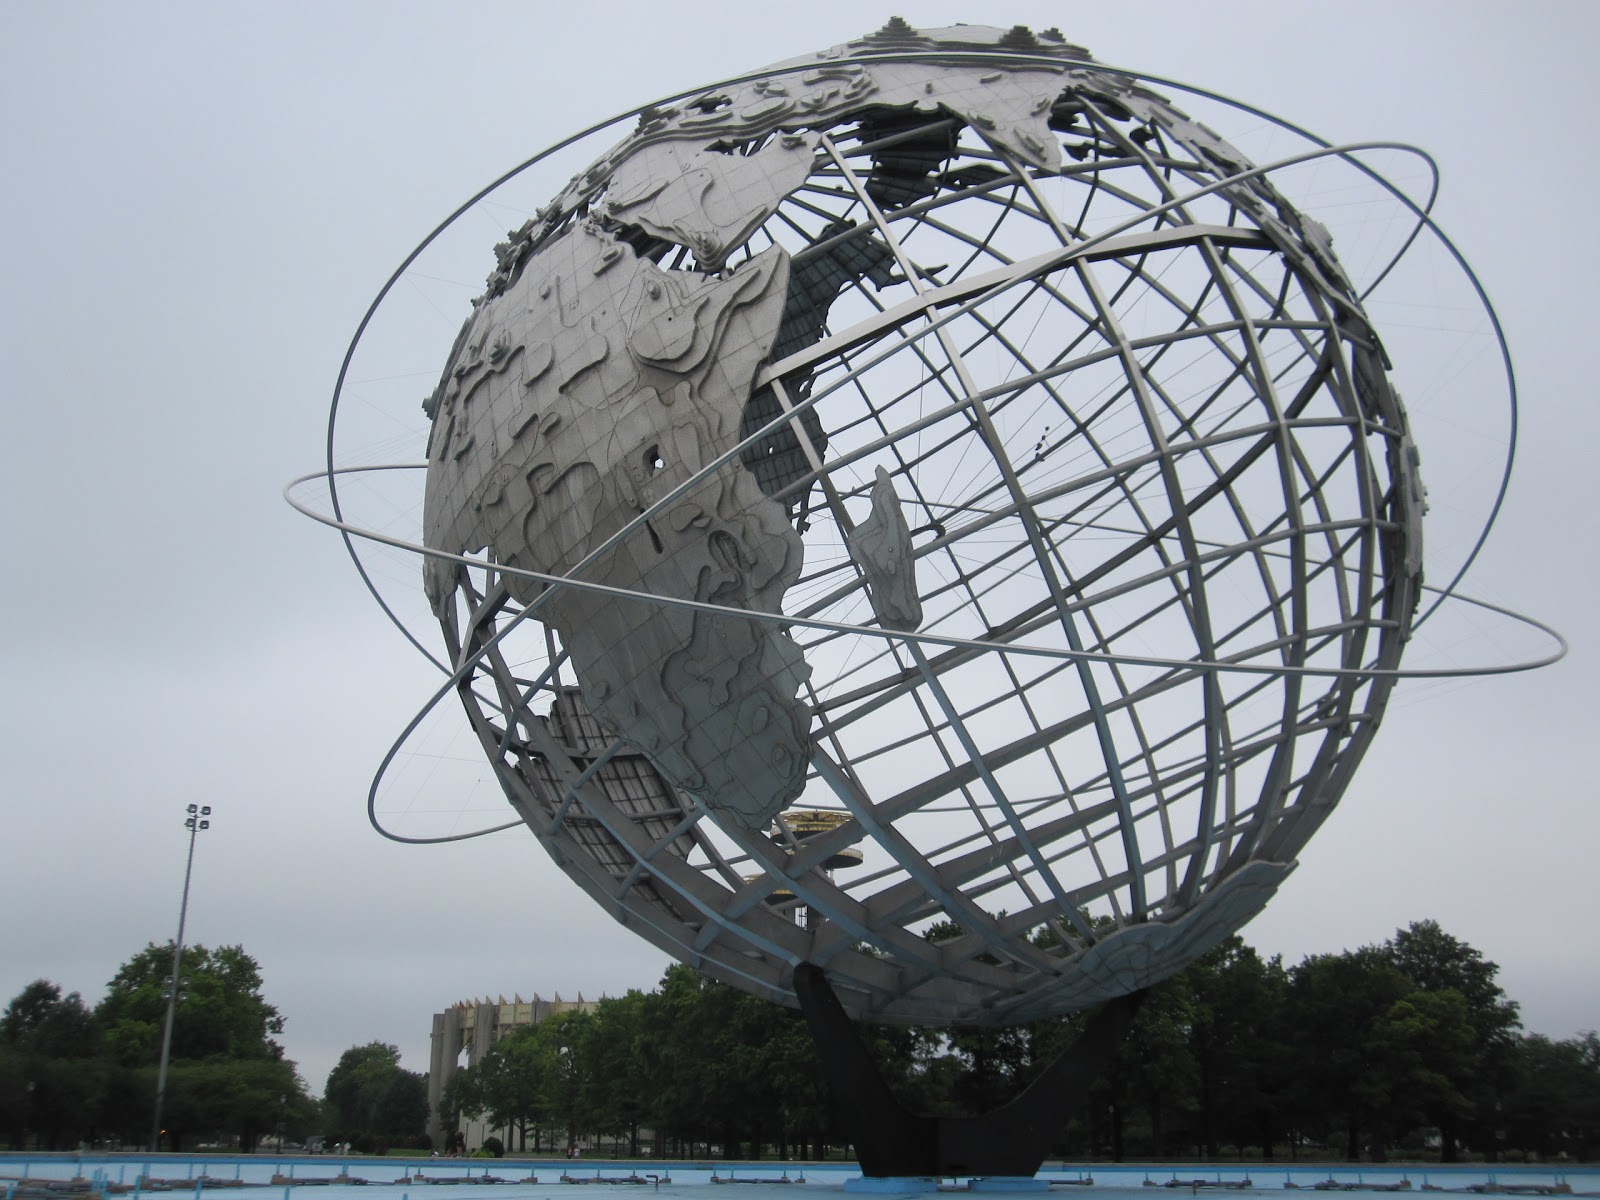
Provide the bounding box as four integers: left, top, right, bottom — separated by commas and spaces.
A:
151, 803, 211, 1153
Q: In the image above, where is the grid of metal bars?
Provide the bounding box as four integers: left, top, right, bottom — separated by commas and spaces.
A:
425, 42, 1420, 1025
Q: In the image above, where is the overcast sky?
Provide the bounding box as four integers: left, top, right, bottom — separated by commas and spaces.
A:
3, 1, 1595, 1097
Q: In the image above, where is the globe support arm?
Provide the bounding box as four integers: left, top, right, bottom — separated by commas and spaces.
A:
792, 962, 1145, 1179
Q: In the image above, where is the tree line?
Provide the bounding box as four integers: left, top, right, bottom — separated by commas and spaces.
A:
5, 921, 1597, 1162
0, 943, 438, 1156
0, 943, 318, 1152
444, 920, 1598, 1164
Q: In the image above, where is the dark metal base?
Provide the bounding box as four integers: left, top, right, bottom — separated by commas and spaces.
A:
793, 963, 1145, 1179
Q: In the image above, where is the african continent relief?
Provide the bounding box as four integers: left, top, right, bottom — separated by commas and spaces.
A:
306, 20, 1547, 1028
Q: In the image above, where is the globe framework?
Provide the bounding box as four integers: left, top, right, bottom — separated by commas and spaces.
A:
415, 21, 1425, 1027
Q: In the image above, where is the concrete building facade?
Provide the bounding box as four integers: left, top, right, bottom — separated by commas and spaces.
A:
427, 993, 600, 1150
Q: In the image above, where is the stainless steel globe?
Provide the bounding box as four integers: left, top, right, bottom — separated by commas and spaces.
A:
415, 22, 1424, 1026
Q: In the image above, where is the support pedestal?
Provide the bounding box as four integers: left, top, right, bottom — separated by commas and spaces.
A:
793, 963, 1144, 1180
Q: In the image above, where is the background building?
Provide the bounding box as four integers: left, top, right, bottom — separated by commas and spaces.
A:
427, 993, 599, 1150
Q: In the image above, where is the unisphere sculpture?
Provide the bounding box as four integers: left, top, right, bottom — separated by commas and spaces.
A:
413, 21, 1431, 1029
412, 23, 1427, 1030
286, 16, 1570, 1178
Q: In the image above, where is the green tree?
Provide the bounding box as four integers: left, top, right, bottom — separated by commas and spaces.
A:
539, 1009, 594, 1152
0, 1045, 27, 1146
1503, 1031, 1600, 1160
1, 981, 106, 1149
1184, 938, 1289, 1159
163, 1057, 309, 1152
93, 943, 301, 1150
97, 943, 284, 1066
1385, 920, 1520, 1159
713, 989, 829, 1160
581, 991, 652, 1156
2, 981, 99, 1060
750, 998, 833, 1160
1096, 973, 1197, 1158
914, 919, 1037, 1120
1284, 947, 1415, 1160
449, 1025, 556, 1152
324, 1042, 427, 1153
3, 952, 309, 1152
640, 965, 719, 1156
